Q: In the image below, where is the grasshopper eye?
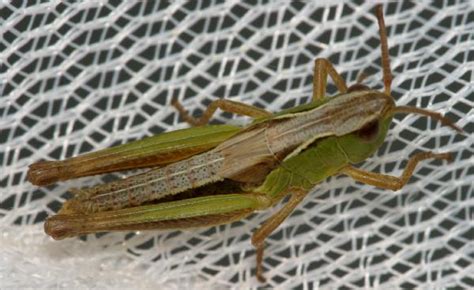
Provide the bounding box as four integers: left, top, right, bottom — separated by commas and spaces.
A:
357, 120, 379, 141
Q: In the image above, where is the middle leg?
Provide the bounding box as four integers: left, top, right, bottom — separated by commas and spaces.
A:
251, 187, 308, 282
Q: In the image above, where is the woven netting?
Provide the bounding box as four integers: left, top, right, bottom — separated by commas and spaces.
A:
1, 1, 472, 288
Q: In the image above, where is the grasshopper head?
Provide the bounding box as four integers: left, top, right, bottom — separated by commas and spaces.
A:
370, 4, 463, 135
336, 5, 463, 164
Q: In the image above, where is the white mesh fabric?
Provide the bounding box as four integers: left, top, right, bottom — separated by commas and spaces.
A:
1, 1, 472, 288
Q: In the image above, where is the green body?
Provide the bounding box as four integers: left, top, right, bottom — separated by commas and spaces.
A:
45, 92, 394, 239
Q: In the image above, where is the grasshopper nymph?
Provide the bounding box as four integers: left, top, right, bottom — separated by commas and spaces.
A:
28, 5, 463, 282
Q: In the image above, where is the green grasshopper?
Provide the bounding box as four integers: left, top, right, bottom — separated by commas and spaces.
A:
28, 5, 463, 282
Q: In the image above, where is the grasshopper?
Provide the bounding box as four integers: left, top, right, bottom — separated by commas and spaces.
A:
28, 5, 463, 282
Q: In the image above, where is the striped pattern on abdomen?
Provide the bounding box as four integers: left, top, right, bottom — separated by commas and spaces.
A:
68, 150, 225, 213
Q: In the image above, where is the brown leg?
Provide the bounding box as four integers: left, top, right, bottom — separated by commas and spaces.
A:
172, 98, 272, 126
339, 152, 452, 190
312, 58, 348, 101
251, 188, 308, 282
